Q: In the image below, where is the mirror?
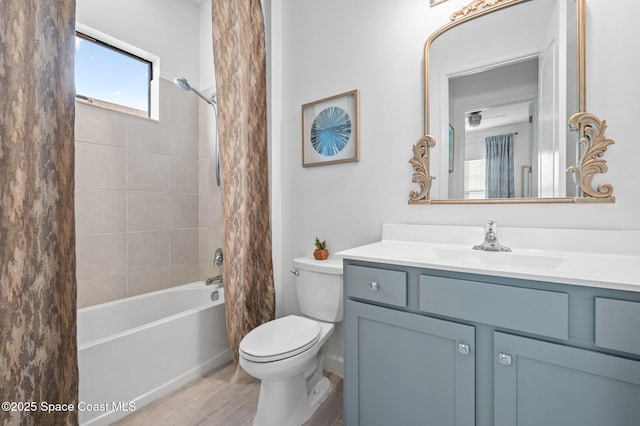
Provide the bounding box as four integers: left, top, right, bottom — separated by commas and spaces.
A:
409, 0, 615, 204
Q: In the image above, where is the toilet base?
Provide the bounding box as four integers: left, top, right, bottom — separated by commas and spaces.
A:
253, 374, 331, 426
307, 375, 331, 410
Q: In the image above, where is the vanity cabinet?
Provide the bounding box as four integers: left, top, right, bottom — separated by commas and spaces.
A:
343, 261, 640, 426
345, 300, 475, 426
344, 264, 474, 426
494, 332, 640, 426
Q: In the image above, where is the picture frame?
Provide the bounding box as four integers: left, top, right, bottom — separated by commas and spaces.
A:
430, 0, 448, 6
448, 123, 455, 173
301, 89, 360, 167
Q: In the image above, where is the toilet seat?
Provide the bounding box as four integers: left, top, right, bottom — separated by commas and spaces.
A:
240, 315, 321, 363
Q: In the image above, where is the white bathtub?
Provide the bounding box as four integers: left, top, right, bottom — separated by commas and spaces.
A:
77, 282, 231, 425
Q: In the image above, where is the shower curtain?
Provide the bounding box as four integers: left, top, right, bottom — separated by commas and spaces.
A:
0, 1, 78, 425
211, 0, 276, 377
485, 133, 515, 198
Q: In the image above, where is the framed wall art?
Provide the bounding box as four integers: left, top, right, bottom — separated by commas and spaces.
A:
301, 89, 360, 167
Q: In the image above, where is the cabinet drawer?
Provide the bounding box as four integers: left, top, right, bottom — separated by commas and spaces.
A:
419, 275, 568, 340
346, 265, 407, 307
595, 298, 640, 355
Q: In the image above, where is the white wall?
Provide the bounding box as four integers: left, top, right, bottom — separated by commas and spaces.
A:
76, 0, 200, 83
199, 0, 215, 90
271, 0, 640, 367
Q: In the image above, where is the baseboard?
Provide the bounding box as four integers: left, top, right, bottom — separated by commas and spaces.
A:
323, 353, 344, 377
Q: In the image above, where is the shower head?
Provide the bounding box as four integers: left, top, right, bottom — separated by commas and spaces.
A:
173, 76, 216, 106
174, 77, 192, 91
174, 75, 220, 187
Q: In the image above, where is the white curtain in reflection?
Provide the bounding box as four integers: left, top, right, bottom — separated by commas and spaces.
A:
485, 133, 515, 198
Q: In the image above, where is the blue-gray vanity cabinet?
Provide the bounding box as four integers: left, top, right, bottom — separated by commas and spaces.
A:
419, 275, 569, 340
595, 297, 640, 355
344, 300, 475, 426
344, 260, 640, 426
494, 332, 640, 426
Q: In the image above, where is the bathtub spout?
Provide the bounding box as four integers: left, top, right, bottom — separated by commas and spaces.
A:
206, 275, 223, 286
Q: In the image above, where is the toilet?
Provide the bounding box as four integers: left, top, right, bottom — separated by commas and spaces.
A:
239, 257, 343, 426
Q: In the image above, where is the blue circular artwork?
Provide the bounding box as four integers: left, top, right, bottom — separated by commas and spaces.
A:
310, 107, 352, 156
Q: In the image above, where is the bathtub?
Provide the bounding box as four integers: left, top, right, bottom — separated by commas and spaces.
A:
77, 282, 231, 425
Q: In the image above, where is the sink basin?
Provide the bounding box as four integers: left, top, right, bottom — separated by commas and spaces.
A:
422, 247, 566, 270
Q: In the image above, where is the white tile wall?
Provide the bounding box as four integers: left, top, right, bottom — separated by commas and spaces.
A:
75, 142, 126, 190
127, 150, 171, 192
75, 102, 127, 147
171, 193, 199, 229
171, 263, 200, 287
159, 79, 173, 120
198, 193, 215, 229
127, 267, 172, 297
171, 122, 199, 158
171, 229, 199, 266
75, 189, 126, 235
171, 86, 199, 126
127, 117, 171, 155
76, 233, 127, 282
74, 78, 216, 308
77, 276, 127, 308
127, 231, 171, 273
171, 157, 199, 193
127, 192, 172, 231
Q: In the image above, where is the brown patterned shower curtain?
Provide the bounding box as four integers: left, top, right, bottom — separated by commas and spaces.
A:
0, 1, 78, 425
211, 0, 276, 376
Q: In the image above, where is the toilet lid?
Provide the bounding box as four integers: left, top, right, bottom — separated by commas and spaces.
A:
240, 315, 321, 363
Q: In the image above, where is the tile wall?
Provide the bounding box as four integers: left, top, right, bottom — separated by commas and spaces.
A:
198, 86, 224, 281
75, 78, 222, 308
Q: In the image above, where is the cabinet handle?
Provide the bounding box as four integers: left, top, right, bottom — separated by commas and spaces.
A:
458, 343, 470, 355
498, 352, 512, 366
368, 281, 379, 291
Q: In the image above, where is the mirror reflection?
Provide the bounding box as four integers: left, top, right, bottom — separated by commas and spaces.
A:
428, 0, 578, 201
455, 100, 534, 199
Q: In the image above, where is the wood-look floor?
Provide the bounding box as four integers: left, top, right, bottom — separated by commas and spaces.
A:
113, 362, 344, 426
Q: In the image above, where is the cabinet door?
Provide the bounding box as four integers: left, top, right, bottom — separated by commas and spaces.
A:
494, 332, 640, 426
345, 300, 475, 426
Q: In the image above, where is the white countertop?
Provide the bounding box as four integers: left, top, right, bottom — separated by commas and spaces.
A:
337, 224, 640, 293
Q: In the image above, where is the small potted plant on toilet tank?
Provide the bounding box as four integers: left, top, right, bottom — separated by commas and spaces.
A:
314, 237, 329, 260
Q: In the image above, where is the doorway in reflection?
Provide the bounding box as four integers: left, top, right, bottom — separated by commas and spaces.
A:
448, 59, 537, 199
461, 102, 533, 200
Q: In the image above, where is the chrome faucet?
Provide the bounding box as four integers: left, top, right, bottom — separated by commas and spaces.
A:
206, 248, 225, 286
473, 220, 511, 252
206, 275, 223, 286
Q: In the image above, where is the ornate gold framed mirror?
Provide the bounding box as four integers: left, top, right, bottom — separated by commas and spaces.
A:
409, 0, 615, 204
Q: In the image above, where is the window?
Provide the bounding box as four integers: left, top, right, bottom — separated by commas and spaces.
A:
464, 159, 486, 199
75, 31, 153, 118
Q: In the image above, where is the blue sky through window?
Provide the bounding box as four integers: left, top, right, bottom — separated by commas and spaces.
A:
75, 35, 150, 114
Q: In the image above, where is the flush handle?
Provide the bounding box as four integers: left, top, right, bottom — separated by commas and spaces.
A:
498, 352, 513, 366
368, 281, 379, 291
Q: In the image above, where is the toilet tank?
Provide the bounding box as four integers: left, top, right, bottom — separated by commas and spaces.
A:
293, 257, 343, 322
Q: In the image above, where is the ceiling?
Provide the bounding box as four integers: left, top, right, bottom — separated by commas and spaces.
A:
464, 102, 531, 133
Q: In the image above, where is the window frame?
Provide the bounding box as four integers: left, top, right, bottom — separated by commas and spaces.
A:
75, 23, 160, 120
